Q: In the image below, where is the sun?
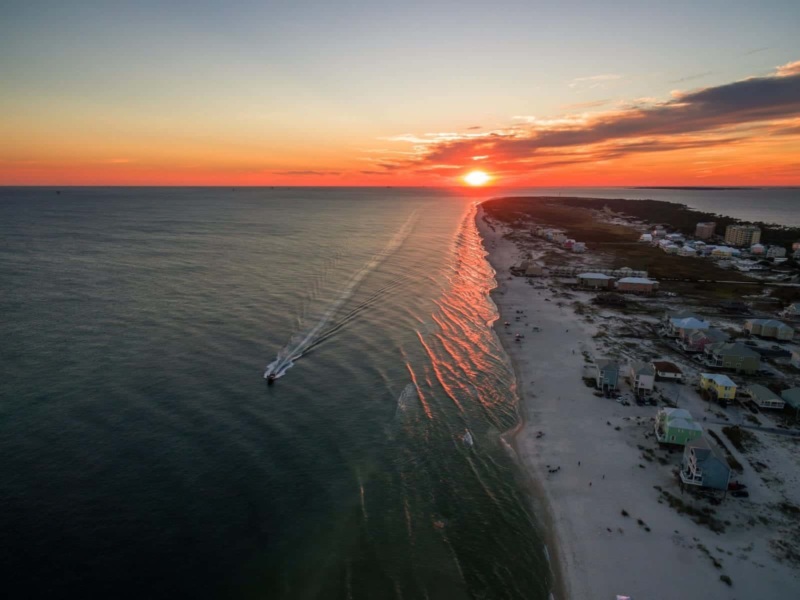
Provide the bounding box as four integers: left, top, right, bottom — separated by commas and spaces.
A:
463, 170, 491, 186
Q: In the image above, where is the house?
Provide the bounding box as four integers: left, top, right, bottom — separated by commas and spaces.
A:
746, 384, 785, 410
767, 245, 787, 258
639, 233, 653, 243
626, 361, 655, 395
750, 243, 765, 255
700, 373, 737, 405
669, 316, 710, 341
654, 408, 703, 445
594, 359, 620, 391
678, 246, 698, 257
680, 437, 732, 491
792, 351, 800, 369
703, 342, 760, 374
616, 277, 659, 294
652, 360, 683, 381
525, 264, 545, 277
781, 388, 800, 420
679, 328, 729, 353
782, 302, 800, 319
572, 242, 586, 253
745, 319, 794, 341
577, 273, 615, 289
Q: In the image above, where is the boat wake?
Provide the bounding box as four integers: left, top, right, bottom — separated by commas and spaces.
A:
264, 211, 418, 380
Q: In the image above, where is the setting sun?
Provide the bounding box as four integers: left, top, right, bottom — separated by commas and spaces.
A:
464, 170, 491, 186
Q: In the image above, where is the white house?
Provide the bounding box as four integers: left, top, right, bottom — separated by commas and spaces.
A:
626, 361, 655, 395
652, 360, 683, 381
791, 351, 800, 369
746, 384, 785, 410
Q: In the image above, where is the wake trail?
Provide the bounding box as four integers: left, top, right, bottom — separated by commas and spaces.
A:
264, 211, 418, 379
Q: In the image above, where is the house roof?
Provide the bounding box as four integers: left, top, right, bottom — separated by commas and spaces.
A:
688, 328, 728, 343
630, 361, 655, 376
701, 373, 737, 387
652, 361, 682, 374
671, 317, 710, 329
707, 342, 760, 359
781, 387, 800, 406
578, 273, 614, 280
595, 359, 619, 374
748, 384, 782, 403
685, 437, 728, 466
668, 418, 703, 432
748, 318, 792, 330
618, 277, 656, 284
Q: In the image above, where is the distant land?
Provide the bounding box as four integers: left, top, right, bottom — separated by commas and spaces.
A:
632, 186, 755, 191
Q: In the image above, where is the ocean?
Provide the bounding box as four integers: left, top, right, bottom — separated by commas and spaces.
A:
2, 186, 797, 599
0, 187, 548, 599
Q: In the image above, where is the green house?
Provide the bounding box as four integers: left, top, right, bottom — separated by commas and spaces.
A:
654, 408, 703, 445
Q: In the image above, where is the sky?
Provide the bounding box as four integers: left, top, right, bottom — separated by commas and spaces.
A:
2, 0, 800, 186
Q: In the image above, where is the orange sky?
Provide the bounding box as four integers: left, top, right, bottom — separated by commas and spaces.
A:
3, 2, 800, 187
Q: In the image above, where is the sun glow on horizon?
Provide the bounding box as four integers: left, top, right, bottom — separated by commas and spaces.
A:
464, 170, 491, 186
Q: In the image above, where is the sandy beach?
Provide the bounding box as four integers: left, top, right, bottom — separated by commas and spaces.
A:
477, 206, 800, 600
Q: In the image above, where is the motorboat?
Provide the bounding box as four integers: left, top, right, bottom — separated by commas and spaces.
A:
266, 373, 277, 385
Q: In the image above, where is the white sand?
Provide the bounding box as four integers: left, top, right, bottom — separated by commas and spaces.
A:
477, 208, 799, 600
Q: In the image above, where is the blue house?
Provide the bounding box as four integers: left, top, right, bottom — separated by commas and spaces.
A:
680, 437, 731, 491
594, 359, 620, 391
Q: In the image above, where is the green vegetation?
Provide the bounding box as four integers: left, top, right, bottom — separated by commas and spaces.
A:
720, 575, 733, 586
721, 426, 759, 452
659, 490, 726, 533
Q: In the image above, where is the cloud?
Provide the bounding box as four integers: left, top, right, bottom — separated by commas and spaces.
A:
466, 125, 482, 130
380, 59, 800, 176
743, 47, 770, 56
561, 99, 611, 110
777, 60, 800, 77
273, 170, 341, 176
569, 74, 622, 89
669, 71, 713, 83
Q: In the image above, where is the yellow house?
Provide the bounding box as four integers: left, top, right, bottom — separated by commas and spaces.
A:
700, 373, 737, 401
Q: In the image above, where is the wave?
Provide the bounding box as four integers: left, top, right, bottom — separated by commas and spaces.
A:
264, 211, 419, 379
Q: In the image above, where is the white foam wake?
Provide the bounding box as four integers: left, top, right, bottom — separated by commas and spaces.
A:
264, 211, 418, 379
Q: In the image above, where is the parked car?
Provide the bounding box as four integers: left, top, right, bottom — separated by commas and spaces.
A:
731, 490, 750, 498
728, 481, 747, 491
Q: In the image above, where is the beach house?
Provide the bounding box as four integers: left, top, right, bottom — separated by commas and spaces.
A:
626, 361, 655, 395
679, 328, 729, 353
652, 360, 683, 381
746, 384, 785, 410
577, 273, 615, 289
594, 359, 620, 391
782, 302, 800, 319
669, 316, 710, 341
703, 342, 760, 374
745, 319, 794, 341
699, 373, 737, 405
680, 438, 732, 491
781, 388, 800, 420
616, 277, 658, 294
654, 408, 703, 445
792, 351, 800, 369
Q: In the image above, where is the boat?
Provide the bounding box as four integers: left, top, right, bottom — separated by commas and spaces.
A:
462, 429, 474, 447
266, 373, 277, 385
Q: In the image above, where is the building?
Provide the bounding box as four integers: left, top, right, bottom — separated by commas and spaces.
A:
594, 359, 620, 391
525, 264, 545, 277
680, 437, 732, 491
745, 319, 795, 341
626, 361, 655, 395
572, 242, 586, 253
669, 316, 710, 340
746, 384, 785, 410
767, 245, 787, 259
654, 408, 703, 445
704, 342, 761, 374
792, 351, 800, 369
695, 222, 716, 239
652, 360, 683, 381
679, 328, 729, 353
781, 388, 800, 420
750, 243, 765, 255
577, 273, 615, 289
616, 277, 659, 294
724, 224, 761, 247
699, 373, 737, 405
639, 233, 653, 243
678, 246, 698, 257
782, 302, 800, 319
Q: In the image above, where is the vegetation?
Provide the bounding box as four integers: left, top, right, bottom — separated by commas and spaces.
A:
721, 426, 759, 452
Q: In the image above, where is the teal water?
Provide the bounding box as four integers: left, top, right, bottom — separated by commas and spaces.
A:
0, 188, 550, 599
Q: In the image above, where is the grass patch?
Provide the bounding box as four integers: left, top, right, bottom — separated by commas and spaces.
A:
660, 490, 726, 533
720, 575, 732, 586
722, 426, 758, 452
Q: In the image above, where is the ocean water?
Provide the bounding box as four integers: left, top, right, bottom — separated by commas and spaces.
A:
0, 188, 549, 599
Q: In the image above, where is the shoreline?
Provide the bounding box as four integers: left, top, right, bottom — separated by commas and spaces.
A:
475, 204, 800, 599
